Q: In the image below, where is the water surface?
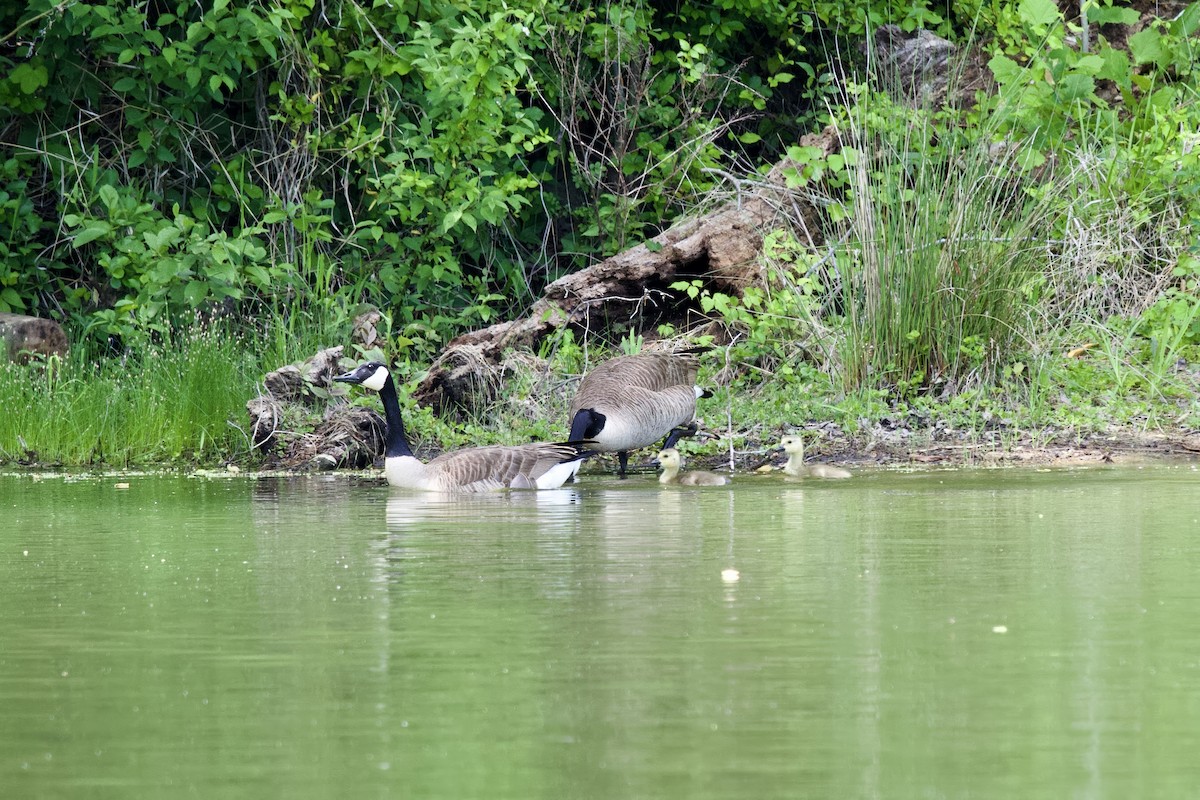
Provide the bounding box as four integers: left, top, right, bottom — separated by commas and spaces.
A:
3, 466, 1199, 798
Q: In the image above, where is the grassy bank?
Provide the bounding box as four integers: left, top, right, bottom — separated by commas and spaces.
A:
2, 313, 1197, 471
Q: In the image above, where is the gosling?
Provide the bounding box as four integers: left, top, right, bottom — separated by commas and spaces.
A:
655, 448, 730, 486
777, 435, 852, 479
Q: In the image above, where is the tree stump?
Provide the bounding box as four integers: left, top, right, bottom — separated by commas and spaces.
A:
0, 313, 69, 363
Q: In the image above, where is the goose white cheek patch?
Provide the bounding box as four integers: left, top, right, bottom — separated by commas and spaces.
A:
363, 366, 389, 391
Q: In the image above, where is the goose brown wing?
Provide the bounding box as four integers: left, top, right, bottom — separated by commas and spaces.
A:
512, 442, 592, 483
569, 352, 700, 414
425, 443, 587, 492
585, 384, 698, 435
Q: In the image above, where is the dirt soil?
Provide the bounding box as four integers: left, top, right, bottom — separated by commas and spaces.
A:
627, 425, 1200, 476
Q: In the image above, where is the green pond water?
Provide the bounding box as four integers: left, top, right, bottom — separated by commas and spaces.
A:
3, 465, 1200, 799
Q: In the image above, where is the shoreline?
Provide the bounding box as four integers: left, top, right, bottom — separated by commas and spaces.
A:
5, 426, 1198, 477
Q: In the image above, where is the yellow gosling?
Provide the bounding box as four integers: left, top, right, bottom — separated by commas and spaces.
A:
655, 448, 730, 486
778, 435, 852, 479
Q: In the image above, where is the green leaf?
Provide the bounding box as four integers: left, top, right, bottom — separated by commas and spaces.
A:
1088, 6, 1139, 25
785, 145, 826, 164
9, 63, 48, 94
1128, 28, 1164, 65
1175, 3, 1200, 37
113, 76, 139, 93
72, 222, 112, 247
1018, 0, 1060, 28
1096, 48, 1132, 86
184, 280, 209, 306
98, 184, 119, 210
987, 53, 1023, 85
1074, 54, 1104, 75
441, 208, 462, 232
1016, 147, 1047, 171
645, 240, 663, 253
1, 287, 25, 310
1058, 73, 1095, 101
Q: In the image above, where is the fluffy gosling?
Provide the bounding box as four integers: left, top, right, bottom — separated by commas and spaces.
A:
777, 435, 852, 479
655, 448, 730, 486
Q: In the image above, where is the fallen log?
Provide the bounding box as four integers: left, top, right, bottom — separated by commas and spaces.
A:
414, 127, 840, 410
246, 339, 385, 469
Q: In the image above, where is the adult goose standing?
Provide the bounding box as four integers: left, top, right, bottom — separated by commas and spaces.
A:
335, 361, 592, 492
654, 448, 730, 486
776, 434, 852, 479
567, 349, 707, 477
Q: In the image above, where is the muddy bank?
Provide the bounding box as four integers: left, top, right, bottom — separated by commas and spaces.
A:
592, 426, 1200, 478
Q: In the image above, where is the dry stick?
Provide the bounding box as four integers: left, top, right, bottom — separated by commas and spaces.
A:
722, 332, 742, 471
0, 2, 68, 45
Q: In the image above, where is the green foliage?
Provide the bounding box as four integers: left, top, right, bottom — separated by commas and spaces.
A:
1140, 254, 1200, 352
63, 182, 274, 344
672, 229, 831, 380
1085, 251, 1200, 397
0, 158, 55, 313
810, 0, 946, 37
0, 0, 566, 352
980, 0, 1200, 184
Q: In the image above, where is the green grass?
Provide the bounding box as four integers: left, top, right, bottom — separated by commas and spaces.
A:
0, 326, 261, 468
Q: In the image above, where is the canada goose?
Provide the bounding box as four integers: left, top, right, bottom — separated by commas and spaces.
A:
654, 447, 730, 486
568, 350, 707, 477
335, 361, 592, 492
776, 435, 852, 479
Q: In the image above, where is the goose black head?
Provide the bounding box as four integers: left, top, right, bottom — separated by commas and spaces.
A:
334, 361, 390, 392
568, 407, 607, 441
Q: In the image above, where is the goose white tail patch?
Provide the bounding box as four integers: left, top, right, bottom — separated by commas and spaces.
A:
536, 459, 580, 490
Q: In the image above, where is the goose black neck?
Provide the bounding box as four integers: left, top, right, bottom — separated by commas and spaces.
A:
377, 374, 414, 459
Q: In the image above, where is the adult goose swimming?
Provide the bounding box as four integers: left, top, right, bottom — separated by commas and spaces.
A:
654, 448, 730, 486
776, 434, 852, 479
335, 361, 593, 492
567, 349, 708, 477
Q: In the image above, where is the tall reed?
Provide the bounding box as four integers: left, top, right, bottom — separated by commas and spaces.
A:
832, 102, 1062, 393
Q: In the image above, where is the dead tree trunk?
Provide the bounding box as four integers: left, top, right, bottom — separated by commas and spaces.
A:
414, 128, 839, 410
